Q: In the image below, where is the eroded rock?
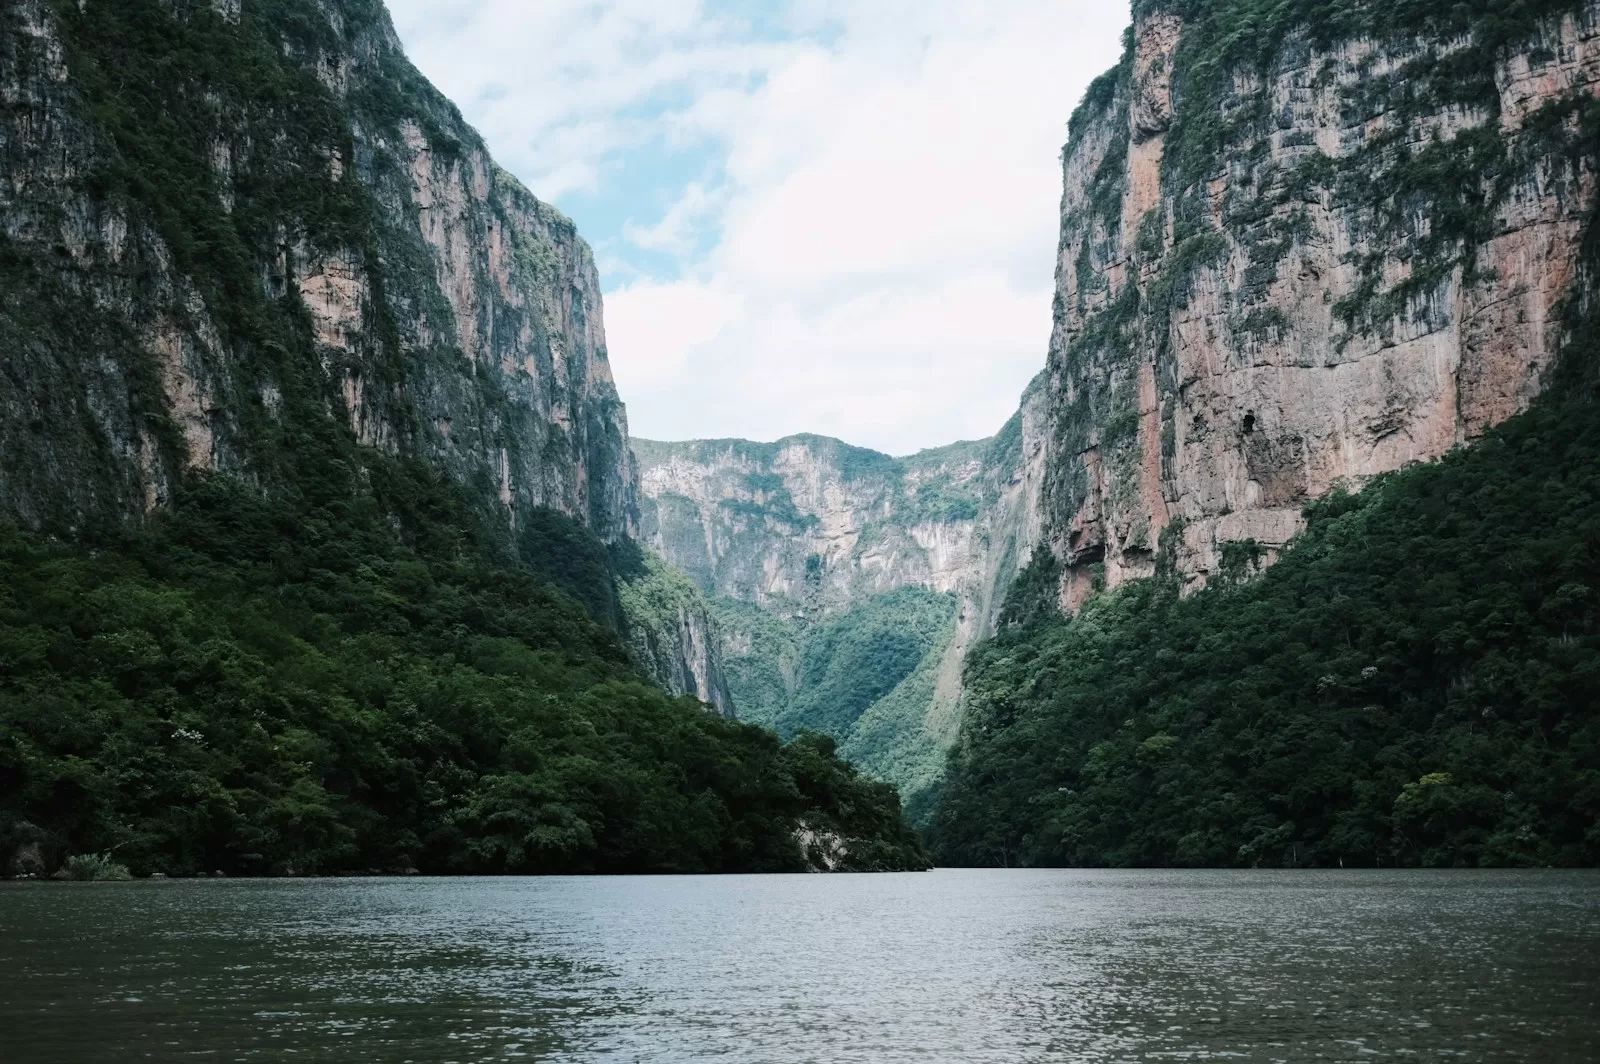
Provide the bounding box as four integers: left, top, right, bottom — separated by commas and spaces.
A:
1041, 2, 1600, 603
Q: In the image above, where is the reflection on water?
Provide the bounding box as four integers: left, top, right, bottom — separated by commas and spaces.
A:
1, 870, 1596, 1062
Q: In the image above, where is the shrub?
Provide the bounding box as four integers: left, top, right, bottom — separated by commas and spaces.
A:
60, 854, 134, 882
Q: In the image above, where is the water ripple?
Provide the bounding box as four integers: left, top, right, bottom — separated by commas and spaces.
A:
1, 869, 1596, 1062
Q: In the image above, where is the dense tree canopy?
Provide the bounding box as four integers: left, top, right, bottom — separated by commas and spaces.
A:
0, 474, 926, 877
931, 390, 1600, 868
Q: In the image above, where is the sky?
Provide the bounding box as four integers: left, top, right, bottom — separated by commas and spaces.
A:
385, 0, 1131, 456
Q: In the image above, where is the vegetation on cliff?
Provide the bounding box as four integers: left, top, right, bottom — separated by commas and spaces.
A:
1136, 0, 1585, 56
1105, 0, 1599, 339
0, 477, 927, 876
931, 379, 1600, 867
715, 588, 959, 802
615, 548, 735, 714
0, 0, 927, 876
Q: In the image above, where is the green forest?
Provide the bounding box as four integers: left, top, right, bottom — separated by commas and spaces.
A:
930, 382, 1600, 868
0, 0, 926, 878
715, 587, 959, 801
0, 477, 928, 876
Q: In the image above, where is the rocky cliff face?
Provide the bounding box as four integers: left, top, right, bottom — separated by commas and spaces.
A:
634, 376, 1049, 798
616, 551, 736, 715
638, 379, 1048, 626
0, 0, 746, 712
1042, 0, 1600, 608
0, 0, 635, 539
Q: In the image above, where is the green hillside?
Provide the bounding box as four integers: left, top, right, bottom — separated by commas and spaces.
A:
931, 382, 1600, 867
0, 0, 925, 877
0, 476, 927, 876
719, 587, 960, 801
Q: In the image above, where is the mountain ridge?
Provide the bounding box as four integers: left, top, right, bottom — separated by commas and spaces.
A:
632, 375, 1049, 806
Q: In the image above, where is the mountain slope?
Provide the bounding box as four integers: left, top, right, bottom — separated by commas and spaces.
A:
634, 383, 1047, 805
0, 0, 920, 875
0, 0, 738, 711
931, 0, 1600, 867
0, 486, 926, 876
932, 376, 1600, 868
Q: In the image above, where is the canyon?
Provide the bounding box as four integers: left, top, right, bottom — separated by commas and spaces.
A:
1, 0, 1597, 860
632, 0, 1600, 812
633, 380, 1046, 803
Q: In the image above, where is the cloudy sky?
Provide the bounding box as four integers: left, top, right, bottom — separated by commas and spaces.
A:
386, 1, 1130, 455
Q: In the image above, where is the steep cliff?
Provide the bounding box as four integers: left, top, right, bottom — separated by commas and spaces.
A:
0, 0, 924, 877
931, 0, 1600, 868
634, 376, 1048, 801
615, 548, 736, 715
1042, 0, 1600, 607
0, 0, 740, 711
1, 0, 634, 538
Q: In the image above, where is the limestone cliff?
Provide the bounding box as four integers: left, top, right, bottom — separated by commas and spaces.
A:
0, 0, 742, 712
1041, 0, 1600, 607
616, 550, 736, 715
634, 376, 1048, 798
0, 0, 635, 539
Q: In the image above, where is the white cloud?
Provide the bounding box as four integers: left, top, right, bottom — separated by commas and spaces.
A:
386, 0, 1131, 454
387, 0, 784, 196
613, 271, 1048, 449
620, 181, 726, 254
604, 280, 742, 389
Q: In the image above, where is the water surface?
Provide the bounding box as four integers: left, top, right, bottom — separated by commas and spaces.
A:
1, 869, 1596, 1061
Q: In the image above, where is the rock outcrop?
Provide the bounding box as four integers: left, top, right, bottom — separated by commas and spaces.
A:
634, 376, 1048, 798
1041, 0, 1600, 607
0, 0, 748, 711
617, 551, 736, 715
0, 0, 635, 539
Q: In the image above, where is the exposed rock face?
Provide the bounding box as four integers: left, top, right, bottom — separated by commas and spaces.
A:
638, 383, 1047, 626
0, 0, 745, 711
1043, 0, 1600, 607
634, 376, 1048, 796
2, 820, 49, 878
0, 0, 635, 540
617, 552, 736, 715
793, 819, 849, 873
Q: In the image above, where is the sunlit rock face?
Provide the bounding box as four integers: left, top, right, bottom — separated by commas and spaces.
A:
1042, 0, 1600, 609
633, 377, 1048, 797
0, 0, 635, 540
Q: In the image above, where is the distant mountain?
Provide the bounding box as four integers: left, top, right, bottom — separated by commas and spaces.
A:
633, 378, 1047, 811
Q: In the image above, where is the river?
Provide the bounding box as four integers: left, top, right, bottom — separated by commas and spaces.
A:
1, 869, 1596, 1061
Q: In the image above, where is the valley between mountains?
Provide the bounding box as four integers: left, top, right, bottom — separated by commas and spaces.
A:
1, 0, 1597, 876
